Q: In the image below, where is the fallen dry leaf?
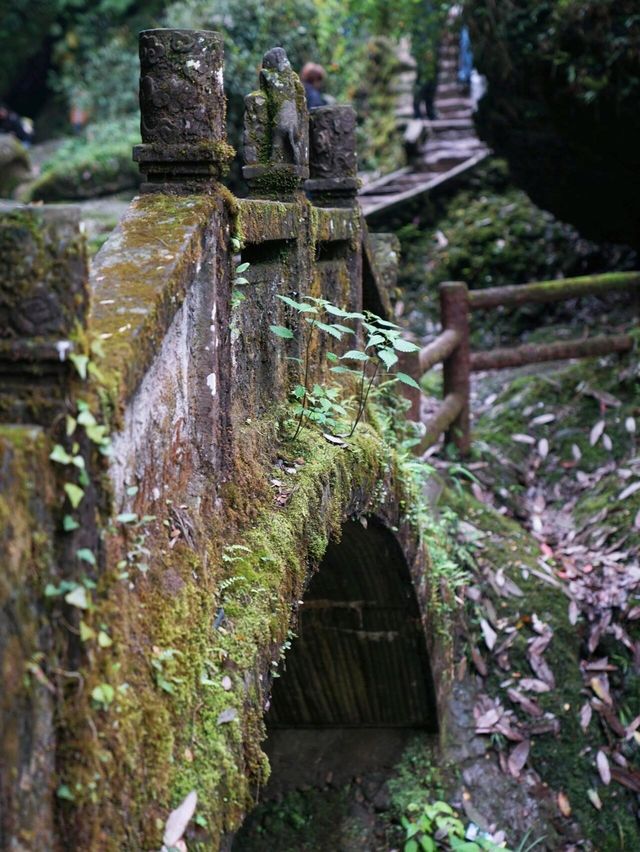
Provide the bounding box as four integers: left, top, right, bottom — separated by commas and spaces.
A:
507, 740, 530, 777
610, 766, 640, 793
596, 750, 611, 785
471, 646, 488, 677
587, 789, 602, 810
480, 618, 497, 651
507, 688, 544, 718
557, 792, 572, 817
618, 481, 640, 501
590, 675, 613, 706
519, 678, 550, 694
590, 420, 605, 447
579, 702, 592, 733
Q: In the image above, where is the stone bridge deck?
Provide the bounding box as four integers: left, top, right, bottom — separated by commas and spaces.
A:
0, 31, 452, 851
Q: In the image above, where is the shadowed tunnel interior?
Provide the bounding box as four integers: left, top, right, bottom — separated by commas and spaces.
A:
267, 517, 438, 729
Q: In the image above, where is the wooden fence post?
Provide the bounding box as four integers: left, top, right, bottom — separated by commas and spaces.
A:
440, 281, 470, 454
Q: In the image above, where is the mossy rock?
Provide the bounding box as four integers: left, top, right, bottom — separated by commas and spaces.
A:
22, 140, 139, 202
0, 133, 31, 197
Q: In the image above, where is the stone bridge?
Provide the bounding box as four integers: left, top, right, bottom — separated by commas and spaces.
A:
0, 30, 450, 851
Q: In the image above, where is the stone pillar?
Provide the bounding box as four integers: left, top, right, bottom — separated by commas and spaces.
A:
133, 29, 234, 193
0, 203, 88, 424
242, 48, 309, 199
306, 104, 359, 208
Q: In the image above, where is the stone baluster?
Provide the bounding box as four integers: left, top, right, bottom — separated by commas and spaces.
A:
242, 48, 309, 199
0, 203, 88, 423
133, 28, 234, 193
306, 104, 359, 208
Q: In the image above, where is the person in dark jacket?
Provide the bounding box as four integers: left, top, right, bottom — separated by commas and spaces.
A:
0, 103, 34, 145
301, 63, 328, 108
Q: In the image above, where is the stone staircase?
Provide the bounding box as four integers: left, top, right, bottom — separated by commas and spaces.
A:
359, 28, 489, 219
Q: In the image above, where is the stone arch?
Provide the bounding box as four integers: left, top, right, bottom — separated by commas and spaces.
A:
267, 516, 439, 729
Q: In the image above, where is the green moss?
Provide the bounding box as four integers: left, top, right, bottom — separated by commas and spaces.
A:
55, 400, 449, 849
446, 477, 640, 848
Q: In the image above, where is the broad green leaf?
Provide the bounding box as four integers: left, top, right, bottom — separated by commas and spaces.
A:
314, 320, 343, 340
378, 348, 398, 369
98, 630, 113, 648
331, 366, 360, 375
366, 334, 385, 349
326, 352, 339, 362
80, 620, 96, 641
91, 683, 115, 706
65, 586, 90, 610
77, 409, 96, 427
393, 338, 420, 353
77, 548, 96, 566
405, 840, 419, 852
340, 350, 370, 362
69, 353, 89, 380
277, 294, 317, 313
56, 785, 75, 802
323, 304, 350, 317
64, 483, 84, 508
63, 514, 80, 532
235, 261, 250, 273
116, 512, 138, 524
50, 444, 72, 465
269, 325, 294, 339
66, 416, 77, 436
292, 385, 306, 399
396, 372, 422, 390
370, 316, 400, 329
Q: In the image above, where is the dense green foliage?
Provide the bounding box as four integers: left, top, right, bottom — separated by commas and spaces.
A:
465, 0, 640, 248
21, 119, 139, 201
2, 0, 455, 197
395, 160, 636, 338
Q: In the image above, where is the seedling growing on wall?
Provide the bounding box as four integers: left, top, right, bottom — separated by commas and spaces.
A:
269, 294, 420, 439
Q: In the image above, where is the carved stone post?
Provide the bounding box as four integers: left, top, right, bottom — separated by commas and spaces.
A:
0, 203, 88, 424
306, 104, 359, 208
243, 48, 309, 199
133, 29, 234, 193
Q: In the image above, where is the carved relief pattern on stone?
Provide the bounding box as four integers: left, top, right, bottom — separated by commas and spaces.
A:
309, 106, 357, 180
138, 29, 225, 146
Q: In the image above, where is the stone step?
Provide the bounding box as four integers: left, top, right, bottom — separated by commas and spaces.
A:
436, 82, 466, 98
436, 96, 473, 110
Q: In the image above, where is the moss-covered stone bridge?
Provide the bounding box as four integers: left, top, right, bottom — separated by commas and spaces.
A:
0, 30, 453, 851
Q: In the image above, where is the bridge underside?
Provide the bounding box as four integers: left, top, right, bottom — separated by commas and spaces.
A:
267, 519, 438, 729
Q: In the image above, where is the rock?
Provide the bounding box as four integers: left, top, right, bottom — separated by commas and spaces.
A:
0, 134, 31, 197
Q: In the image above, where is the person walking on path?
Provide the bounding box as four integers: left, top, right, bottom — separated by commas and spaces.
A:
301, 63, 328, 109
458, 24, 473, 94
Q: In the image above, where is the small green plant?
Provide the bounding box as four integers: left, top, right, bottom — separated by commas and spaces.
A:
401, 800, 509, 852
150, 647, 183, 695
269, 294, 420, 439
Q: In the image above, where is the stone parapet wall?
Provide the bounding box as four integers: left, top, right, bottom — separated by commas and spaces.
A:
0, 32, 444, 852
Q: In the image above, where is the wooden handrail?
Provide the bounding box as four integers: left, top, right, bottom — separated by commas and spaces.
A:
470, 334, 633, 372
418, 392, 465, 454
414, 271, 640, 456
419, 329, 461, 374
468, 272, 640, 311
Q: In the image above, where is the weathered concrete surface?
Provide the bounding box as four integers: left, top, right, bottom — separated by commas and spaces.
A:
0, 427, 57, 852
0, 32, 453, 852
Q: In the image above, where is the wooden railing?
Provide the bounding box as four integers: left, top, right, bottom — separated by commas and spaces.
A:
412, 271, 640, 455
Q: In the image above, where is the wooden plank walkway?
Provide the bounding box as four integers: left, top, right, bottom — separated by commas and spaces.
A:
359, 33, 490, 220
